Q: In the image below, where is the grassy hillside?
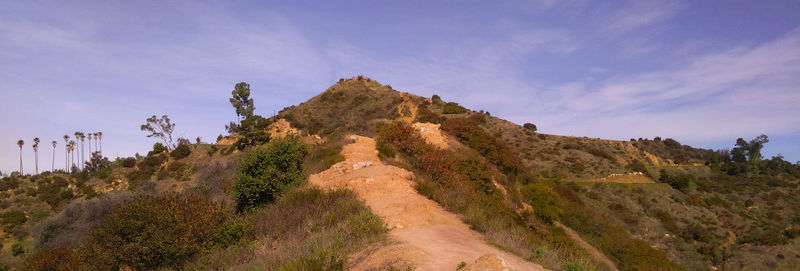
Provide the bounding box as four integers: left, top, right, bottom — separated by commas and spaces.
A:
2, 76, 798, 270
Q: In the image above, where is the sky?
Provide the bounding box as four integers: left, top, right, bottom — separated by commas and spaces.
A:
1, 0, 799, 174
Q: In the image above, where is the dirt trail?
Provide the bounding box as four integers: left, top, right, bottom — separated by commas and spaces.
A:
309, 135, 545, 271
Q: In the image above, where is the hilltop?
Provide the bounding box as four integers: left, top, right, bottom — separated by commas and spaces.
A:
2, 76, 799, 270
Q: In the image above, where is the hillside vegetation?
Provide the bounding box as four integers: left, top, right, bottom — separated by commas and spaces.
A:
2, 76, 799, 270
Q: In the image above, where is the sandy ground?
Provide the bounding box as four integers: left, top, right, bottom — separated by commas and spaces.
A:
412, 122, 449, 149
309, 135, 545, 271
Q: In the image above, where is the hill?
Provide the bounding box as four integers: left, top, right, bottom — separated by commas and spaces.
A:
2, 76, 799, 270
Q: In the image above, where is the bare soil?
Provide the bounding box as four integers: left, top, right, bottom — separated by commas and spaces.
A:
309, 135, 545, 270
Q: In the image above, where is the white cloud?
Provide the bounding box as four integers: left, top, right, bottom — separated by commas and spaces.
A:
602, 0, 683, 36
528, 28, 800, 142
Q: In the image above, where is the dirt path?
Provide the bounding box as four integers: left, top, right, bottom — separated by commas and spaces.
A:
554, 222, 618, 271
309, 135, 545, 271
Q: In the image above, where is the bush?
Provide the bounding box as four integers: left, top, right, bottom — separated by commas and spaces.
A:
148, 142, 167, 156
170, 143, 192, 159
83, 192, 224, 270
520, 183, 563, 224
1, 210, 27, 228
523, 123, 537, 132
20, 246, 84, 270
33, 192, 133, 248
441, 117, 523, 173
304, 138, 346, 174
659, 169, 692, 191
442, 102, 468, 114
0, 177, 20, 191
233, 135, 309, 212
376, 138, 397, 159
12, 242, 25, 256
138, 153, 167, 174
119, 157, 136, 168
207, 145, 219, 156
415, 105, 444, 124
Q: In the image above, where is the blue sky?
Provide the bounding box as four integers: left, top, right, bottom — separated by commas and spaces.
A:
2, 0, 799, 174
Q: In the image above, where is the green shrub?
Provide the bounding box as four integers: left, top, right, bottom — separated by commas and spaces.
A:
83, 192, 224, 270
207, 145, 219, 156
659, 169, 692, 191
59, 189, 74, 200
170, 143, 192, 159
12, 242, 25, 256
233, 135, 309, 212
304, 139, 346, 174
148, 142, 167, 156
520, 183, 563, 224
138, 153, 166, 174
443, 102, 468, 114
561, 261, 597, 271
119, 157, 136, 168
415, 105, 444, 123
278, 248, 344, 271
212, 219, 247, 248
441, 117, 522, 173
0, 177, 20, 191
1, 210, 27, 228
376, 138, 397, 159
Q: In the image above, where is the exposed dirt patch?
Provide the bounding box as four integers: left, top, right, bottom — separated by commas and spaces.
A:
396, 94, 419, 123
309, 135, 545, 271
267, 118, 301, 139
412, 122, 449, 149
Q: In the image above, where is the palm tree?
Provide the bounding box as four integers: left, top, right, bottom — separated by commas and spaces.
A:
69, 140, 76, 173
17, 140, 24, 174
33, 137, 40, 174
63, 135, 69, 171
74, 132, 81, 170
97, 131, 103, 155
51, 140, 57, 172
93, 133, 98, 152
87, 133, 92, 157
78, 132, 85, 170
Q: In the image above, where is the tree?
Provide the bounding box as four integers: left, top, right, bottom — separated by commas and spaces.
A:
141, 115, 176, 150
229, 82, 255, 121
748, 134, 769, 175
33, 137, 40, 174
97, 132, 103, 155
51, 140, 57, 172
63, 135, 69, 171
732, 138, 749, 163
17, 140, 24, 174
523, 123, 537, 132
69, 140, 76, 173
87, 133, 92, 157
74, 132, 85, 170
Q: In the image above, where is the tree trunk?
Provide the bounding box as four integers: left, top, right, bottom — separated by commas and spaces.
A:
19, 147, 23, 174
35, 149, 38, 174
52, 148, 56, 171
